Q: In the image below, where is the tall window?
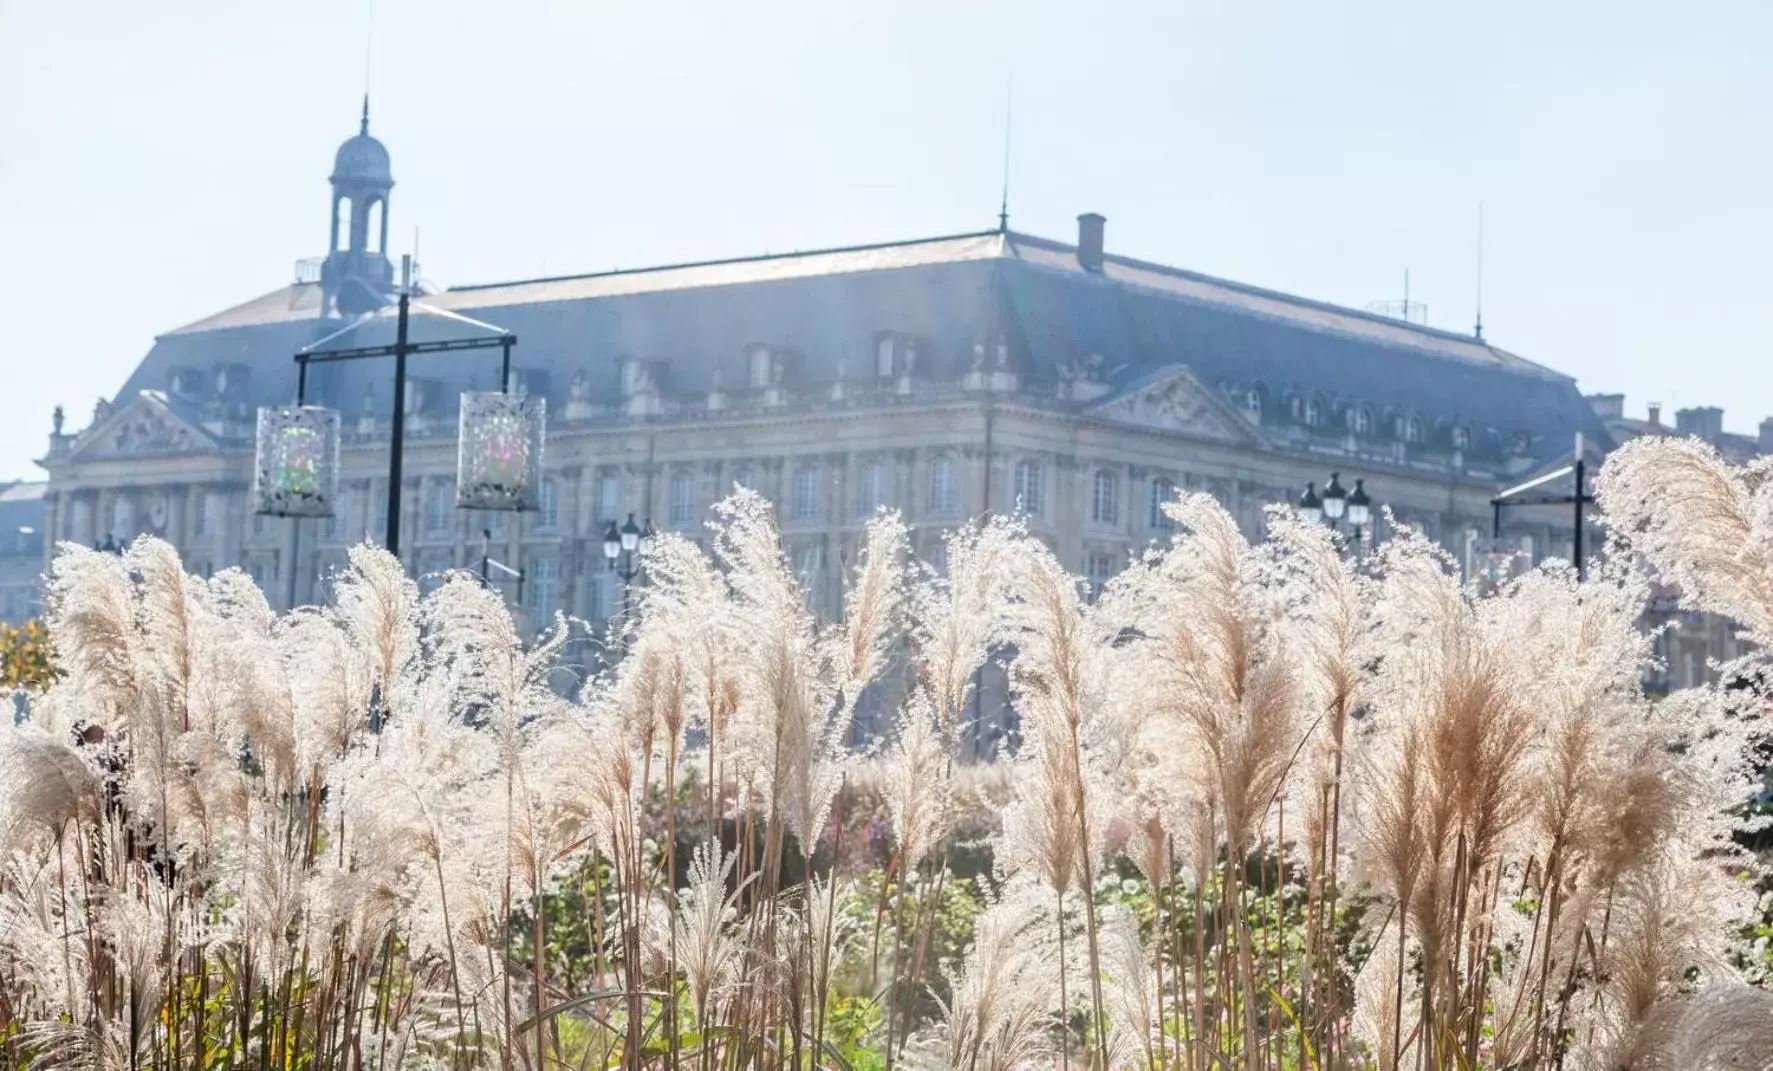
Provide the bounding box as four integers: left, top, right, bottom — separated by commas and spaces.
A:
528, 556, 559, 629
425, 481, 451, 534
670, 470, 696, 526
373, 487, 389, 543
598, 474, 622, 522
1149, 477, 1177, 531
1091, 469, 1120, 525
583, 568, 615, 622
856, 461, 886, 517
733, 465, 758, 493
793, 467, 820, 521
326, 488, 349, 541
1085, 551, 1118, 601
537, 478, 559, 530
197, 492, 221, 536
1012, 459, 1043, 517
794, 541, 825, 612
927, 455, 958, 516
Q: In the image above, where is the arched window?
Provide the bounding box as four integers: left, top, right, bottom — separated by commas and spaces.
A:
1091, 469, 1119, 525
1398, 415, 1423, 443
1012, 459, 1043, 517
366, 199, 385, 254
1149, 477, 1177, 531
670, 470, 696, 526
1451, 425, 1471, 451
927, 455, 958, 516
793, 467, 820, 520
856, 461, 886, 516
1349, 406, 1373, 436
334, 197, 352, 252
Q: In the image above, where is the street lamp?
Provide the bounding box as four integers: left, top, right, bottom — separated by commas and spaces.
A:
1298, 482, 1323, 525
254, 255, 527, 560
603, 513, 655, 638
1346, 478, 1372, 542
1322, 472, 1347, 523
604, 513, 654, 582
1302, 472, 1374, 550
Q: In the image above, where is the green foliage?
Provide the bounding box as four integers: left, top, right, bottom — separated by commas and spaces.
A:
0, 618, 58, 691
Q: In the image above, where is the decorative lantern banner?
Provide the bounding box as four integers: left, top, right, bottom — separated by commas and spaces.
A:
253, 405, 341, 517
457, 391, 545, 512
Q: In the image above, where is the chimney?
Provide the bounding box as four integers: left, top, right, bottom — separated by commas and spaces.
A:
1646, 402, 1661, 429
1674, 405, 1723, 442
1076, 213, 1106, 273
1585, 393, 1624, 421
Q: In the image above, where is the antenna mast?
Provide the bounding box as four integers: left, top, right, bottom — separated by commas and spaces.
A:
1474, 201, 1486, 340
998, 74, 1013, 233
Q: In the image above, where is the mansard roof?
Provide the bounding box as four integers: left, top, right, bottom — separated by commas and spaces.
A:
114, 226, 1612, 465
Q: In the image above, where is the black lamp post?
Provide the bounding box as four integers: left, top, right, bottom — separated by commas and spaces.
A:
286, 256, 517, 558
1298, 482, 1322, 524
1301, 471, 1373, 549
477, 527, 525, 605
602, 512, 655, 622
1322, 472, 1348, 525
1345, 478, 1372, 543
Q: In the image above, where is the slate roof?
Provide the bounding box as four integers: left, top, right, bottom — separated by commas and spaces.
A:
113, 227, 1613, 465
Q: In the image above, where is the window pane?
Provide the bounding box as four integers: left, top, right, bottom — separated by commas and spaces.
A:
1013, 460, 1042, 516
1149, 478, 1177, 530
539, 478, 559, 530
598, 475, 622, 521
528, 556, 559, 629
928, 456, 957, 515
794, 469, 820, 520
670, 471, 696, 526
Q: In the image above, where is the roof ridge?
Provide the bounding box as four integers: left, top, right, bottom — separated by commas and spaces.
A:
448, 229, 1007, 293
1004, 230, 1504, 350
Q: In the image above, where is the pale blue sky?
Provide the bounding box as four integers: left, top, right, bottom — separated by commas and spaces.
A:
2, 1, 1769, 481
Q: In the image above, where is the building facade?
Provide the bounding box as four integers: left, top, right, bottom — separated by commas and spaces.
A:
38, 114, 1622, 703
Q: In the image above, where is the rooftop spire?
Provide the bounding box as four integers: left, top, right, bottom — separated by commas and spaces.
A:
360, 93, 370, 136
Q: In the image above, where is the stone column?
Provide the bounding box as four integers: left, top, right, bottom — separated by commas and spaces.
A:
895, 447, 918, 524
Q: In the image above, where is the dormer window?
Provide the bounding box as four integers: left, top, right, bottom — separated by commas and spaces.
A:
1305, 396, 1324, 427
747, 345, 776, 389
1244, 386, 1264, 414
1451, 425, 1471, 450
873, 333, 924, 378
1348, 406, 1373, 436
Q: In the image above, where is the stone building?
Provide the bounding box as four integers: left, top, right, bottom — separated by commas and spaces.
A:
1584, 393, 1773, 691
0, 480, 45, 625
37, 111, 1617, 715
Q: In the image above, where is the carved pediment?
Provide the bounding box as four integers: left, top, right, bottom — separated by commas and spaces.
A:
1088, 367, 1262, 443
70, 391, 222, 460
